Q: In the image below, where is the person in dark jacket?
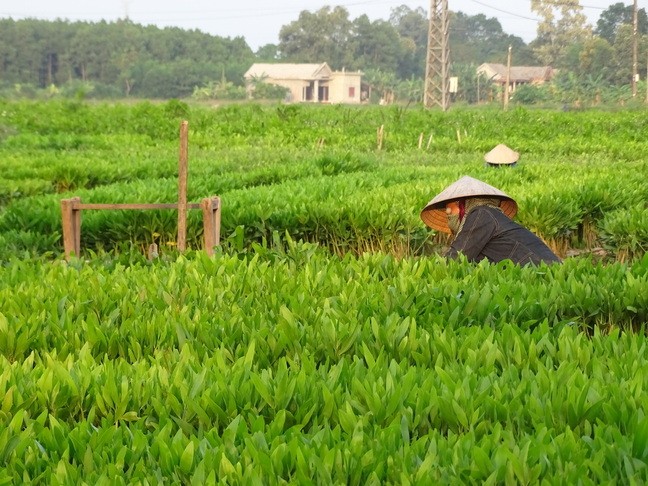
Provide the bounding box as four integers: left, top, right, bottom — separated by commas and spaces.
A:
420, 175, 561, 265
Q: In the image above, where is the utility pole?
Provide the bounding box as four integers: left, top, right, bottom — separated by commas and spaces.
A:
504, 45, 512, 110
424, 0, 450, 110
122, 0, 131, 20
632, 0, 638, 97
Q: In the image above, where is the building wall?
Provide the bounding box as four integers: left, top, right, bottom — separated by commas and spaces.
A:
329, 72, 362, 104
262, 78, 310, 102
247, 72, 363, 104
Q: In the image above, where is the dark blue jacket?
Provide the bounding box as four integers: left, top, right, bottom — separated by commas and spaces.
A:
446, 206, 561, 265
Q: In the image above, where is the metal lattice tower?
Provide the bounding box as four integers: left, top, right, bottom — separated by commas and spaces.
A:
424, 0, 450, 110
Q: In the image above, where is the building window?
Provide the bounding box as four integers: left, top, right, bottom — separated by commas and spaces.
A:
348, 87, 355, 98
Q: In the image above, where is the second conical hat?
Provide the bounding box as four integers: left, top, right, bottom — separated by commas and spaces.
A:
484, 144, 519, 165
420, 175, 518, 233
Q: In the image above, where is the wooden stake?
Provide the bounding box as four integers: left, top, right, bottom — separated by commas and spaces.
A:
60, 197, 81, 260
177, 120, 189, 252
201, 196, 221, 256
418, 133, 423, 149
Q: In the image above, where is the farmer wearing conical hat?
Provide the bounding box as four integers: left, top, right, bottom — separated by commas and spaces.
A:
420, 176, 561, 265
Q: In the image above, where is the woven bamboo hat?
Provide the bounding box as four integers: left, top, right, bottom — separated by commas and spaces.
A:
420, 175, 518, 233
484, 144, 519, 166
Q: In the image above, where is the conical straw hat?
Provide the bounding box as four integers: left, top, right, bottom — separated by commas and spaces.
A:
484, 144, 519, 165
420, 175, 518, 233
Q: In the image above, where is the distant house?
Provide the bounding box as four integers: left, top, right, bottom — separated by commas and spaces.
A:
243, 62, 364, 104
477, 63, 555, 91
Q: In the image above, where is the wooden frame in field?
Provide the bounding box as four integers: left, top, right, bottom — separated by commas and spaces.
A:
59, 120, 221, 260
59, 196, 221, 260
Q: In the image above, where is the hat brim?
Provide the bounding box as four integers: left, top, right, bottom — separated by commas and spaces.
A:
420, 175, 518, 233
420, 198, 518, 233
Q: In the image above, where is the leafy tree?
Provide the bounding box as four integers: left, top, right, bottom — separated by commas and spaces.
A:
7, 20, 46, 86
68, 21, 119, 83
363, 68, 397, 102
449, 63, 492, 104
278, 7, 355, 68
530, 0, 592, 67
595, 2, 648, 44
108, 20, 143, 95
510, 83, 551, 104
0, 18, 254, 98
609, 24, 648, 86
250, 82, 289, 101
450, 12, 536, 65
0, 19, 17, 84
564, 36, 617, 85
37, 20, 74, 86
133, 60, 222, 98
191, 70, 246, 100
256, 44, 280, 61
389, 6, 428, 78
351, 15, 402, 73
395, 77, 423, 105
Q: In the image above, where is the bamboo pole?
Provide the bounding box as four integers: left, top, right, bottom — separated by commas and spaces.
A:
177, 120, 189, 252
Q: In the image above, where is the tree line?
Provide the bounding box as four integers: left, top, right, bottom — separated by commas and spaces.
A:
1, 2, 647, 104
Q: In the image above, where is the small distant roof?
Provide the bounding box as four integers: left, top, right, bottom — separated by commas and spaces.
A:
478, 63, 553, 83
244, 63, 332, 80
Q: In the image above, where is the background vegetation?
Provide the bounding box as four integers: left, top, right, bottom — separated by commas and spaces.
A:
1, 2, 648, 105
1, 99, 647, 263
0, 98, 647, 481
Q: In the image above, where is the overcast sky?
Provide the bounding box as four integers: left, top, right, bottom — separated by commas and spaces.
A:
1, 1, 626, 50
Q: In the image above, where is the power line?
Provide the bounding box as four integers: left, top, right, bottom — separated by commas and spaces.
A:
468, 0, 610, 21
468, 0, 540, 22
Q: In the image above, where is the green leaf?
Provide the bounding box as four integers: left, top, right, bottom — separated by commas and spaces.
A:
338, 403, 356, 435
244, 340, 256, 370
452, 399, 468, 429
633, 416, 648, 459
361, 342, 376, 369
120, 411, 139, 421
180, 441, 195, 474
250, 372, 275, 409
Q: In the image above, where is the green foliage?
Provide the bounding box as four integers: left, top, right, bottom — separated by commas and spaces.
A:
511, 84, 551, 104
0, 252, 648, 482
0, 18, 254, 99
0, 11, 646, 105
1, 100, 648, 484
599, 204, 648, 262
192, 81, 246, 101
0, 100, 647, 262
250, 82, 290, 101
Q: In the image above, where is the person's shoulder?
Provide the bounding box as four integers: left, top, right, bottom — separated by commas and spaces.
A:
479, 205, 506, 216
467, 205, 503, 224
470, 205, 499, 216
